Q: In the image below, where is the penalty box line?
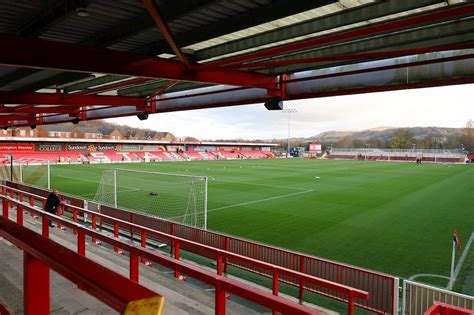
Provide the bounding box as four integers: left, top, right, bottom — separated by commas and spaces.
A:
207, 189, 314, 213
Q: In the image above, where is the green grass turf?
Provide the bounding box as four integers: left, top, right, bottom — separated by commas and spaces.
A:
48, 159, 474, 280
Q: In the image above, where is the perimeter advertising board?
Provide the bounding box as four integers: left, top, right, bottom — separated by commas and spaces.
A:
309, 143, 322, 153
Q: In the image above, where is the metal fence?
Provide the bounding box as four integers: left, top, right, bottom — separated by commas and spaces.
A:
402, 280, 474, 315
331, 148, 465, 154
7, 181, 399, 314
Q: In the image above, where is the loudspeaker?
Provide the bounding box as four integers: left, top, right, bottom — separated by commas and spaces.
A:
137, 112, 149, 121
72, 118, 80, 125
264, 97, 283, 110
2, 126, 8, 130
30, 124, 36, 129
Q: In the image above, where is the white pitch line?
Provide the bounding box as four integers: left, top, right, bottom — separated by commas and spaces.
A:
408, 273, 450, 281
448, 231, 474, 290
207, 189, 314, 213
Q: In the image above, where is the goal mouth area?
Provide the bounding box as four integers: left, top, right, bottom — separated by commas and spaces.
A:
93, 168, 208, 229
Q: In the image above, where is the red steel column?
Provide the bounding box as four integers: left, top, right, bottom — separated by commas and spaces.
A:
217, 253, 223, 276
298, 256, 305, 301
223, 237, 229, 273
42, 216, 49, 238
169, 223, 175, 256
24, 252, 50, 315
272, 269, 279, 315
130, 253, 139, 283
77, 230, 86, 256
114, 222, 119, 253
73, 209, 78, 235
174, 240, 180, 279
56, 205, 62, 230
17, 204, 23, 225
140, 230, 147, 264
29, 195, 34, 217
347, 291, 355, 315
215, 282, 226, 315
2, 197, 8, 219
91, 214, 97, 244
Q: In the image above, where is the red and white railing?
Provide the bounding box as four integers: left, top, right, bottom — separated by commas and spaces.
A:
1, 184, 369, 315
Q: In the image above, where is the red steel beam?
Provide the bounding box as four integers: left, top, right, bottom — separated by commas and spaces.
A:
144, 0, 192, 68
0, 216, 159, 313
207, 4, 474, 67
0, 91, 146, 106
13, 106, 79, 114
75, 78, 154, 95
0, 34, 277, 90
221, 43, 474, 69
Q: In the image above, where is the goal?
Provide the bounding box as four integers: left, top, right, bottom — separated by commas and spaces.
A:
94, 168, 208, 229
0, 159, 50, 189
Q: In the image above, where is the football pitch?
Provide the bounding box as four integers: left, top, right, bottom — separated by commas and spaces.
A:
50, 159, 473, 284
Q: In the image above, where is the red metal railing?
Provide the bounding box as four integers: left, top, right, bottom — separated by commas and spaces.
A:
424, 302, 474, 315
1, 185, 368, 315
0, 215, 161, 314
5, 181, 391, 314
7, 182, 398, 314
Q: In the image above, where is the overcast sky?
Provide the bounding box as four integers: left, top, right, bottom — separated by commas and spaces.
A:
107, 84, 473, 140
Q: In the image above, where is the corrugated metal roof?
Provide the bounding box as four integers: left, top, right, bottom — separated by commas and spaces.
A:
0, 0, 472, 126
0, 0, 44, 34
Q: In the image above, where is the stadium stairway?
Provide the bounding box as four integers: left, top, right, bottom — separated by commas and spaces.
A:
0, 200, 340, 315
1, 210, 269, 315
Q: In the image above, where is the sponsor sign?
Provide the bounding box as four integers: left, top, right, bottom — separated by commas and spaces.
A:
121, 144, 139, 151
66, 144, 88, 151
309, 143, 322, 153
0, 144, 34, 151
87, 144, 119, 152
36, 144, 64, 151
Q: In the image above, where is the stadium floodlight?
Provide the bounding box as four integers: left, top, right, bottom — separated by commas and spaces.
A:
94, 169, 208, 229
282, 108, 297, 158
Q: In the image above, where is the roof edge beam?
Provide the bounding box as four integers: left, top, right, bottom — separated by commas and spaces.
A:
0, 35, 277, 90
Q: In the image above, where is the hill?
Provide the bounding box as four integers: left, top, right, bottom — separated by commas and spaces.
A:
308, 126, 463, 142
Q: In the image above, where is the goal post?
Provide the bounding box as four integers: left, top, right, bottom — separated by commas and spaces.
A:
94, 168, 208, 229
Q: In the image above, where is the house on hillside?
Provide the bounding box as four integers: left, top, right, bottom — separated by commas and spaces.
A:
100, 128, 123, 140
37, 125, 72, 138
144, 131, 172, 141
2, 127, 38, 138
71, 127, 102, 139
125, 130, 146, 140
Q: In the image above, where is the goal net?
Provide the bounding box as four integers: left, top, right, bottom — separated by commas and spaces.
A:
94, 168, 208, 229
0, 159, 50, 189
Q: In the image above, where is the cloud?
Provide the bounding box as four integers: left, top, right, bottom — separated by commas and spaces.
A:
108, 84, 474, 140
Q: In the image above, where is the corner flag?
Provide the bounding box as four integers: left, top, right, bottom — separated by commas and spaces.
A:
453, 229, 461, 250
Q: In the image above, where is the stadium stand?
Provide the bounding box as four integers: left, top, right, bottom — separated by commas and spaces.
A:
325, 148, 466, 163
0, 139, 276, 165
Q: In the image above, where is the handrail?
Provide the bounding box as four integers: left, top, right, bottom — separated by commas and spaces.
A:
424, 302, 474, 315
1, 184, 370, 314
0, 216, 163, 314
1, 190, 323, 315
3, 185, 369, 299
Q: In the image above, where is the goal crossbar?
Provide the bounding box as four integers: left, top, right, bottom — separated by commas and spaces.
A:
95, 168, 208, 229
